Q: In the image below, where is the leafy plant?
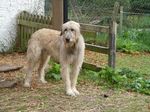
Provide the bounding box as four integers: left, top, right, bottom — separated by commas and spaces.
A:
81, 67, 150, 95
128, 77, 150, 95
45, 62, 61, 81
98, 67, 126, 87
117, 29, 150, 53
117, 67, 140, 79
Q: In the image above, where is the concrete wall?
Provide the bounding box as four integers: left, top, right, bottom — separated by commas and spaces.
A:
0, 0, 45, 51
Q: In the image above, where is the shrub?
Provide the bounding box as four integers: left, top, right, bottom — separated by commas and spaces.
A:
117, 29, 150, 53
81, 67, 150, 95
45, 62, 61, 81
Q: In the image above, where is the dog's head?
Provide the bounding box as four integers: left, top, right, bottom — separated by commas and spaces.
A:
60, 21, 81, 47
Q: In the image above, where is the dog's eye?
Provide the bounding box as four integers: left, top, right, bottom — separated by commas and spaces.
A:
71, 28, 74, 32
64, 29, 67, 32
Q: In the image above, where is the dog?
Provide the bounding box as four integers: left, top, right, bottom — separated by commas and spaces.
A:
24, 21, 85, 96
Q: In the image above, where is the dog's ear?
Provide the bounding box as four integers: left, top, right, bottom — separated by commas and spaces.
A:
60, 30, 63, 36
76, 23, 80, 29
60, 24, 64, 36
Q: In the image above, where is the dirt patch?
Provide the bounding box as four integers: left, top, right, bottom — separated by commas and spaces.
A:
0, 53, 150, 112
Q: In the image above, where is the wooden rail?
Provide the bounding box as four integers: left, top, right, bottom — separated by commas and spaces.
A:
80, 23, 110, 33
82, 62, 102, 71
18, 20, 52, 29
85, 43, 108, 54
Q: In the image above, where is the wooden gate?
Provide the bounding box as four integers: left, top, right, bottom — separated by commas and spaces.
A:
15, 2, 119, 70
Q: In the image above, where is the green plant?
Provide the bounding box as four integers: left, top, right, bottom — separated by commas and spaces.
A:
118, 67, 140, 79
98, 67, 126, 87
101, 67, 150, 95
45, 62, 61, 81
117, 29, 150, 53
80, 67, 150, 95
128, 77, 150, 95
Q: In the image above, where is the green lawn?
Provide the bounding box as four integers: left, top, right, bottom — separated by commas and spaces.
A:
116, 53, 150, 77
85, 51, 150, 77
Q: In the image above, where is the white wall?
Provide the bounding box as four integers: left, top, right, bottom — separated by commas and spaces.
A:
0, 0, 45, 51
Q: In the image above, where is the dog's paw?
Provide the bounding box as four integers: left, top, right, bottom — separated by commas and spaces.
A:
39, 79, 48, 84
72, 88, 80, 95
66, 89, 76, 96
24, 82, 31, 87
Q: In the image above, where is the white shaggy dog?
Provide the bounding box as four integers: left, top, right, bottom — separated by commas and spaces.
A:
24, 21, 85, 96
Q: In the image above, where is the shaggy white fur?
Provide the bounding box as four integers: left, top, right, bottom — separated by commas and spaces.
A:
24, 21, 85, 96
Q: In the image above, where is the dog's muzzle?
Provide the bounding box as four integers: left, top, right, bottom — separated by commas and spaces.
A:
65, 31, 73, 43
65, 38, 70, 43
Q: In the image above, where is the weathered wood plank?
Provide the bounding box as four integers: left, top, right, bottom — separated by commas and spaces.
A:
0, 64, 23, 72
25, 26, 30, 47
108, 2, 119, 68
52, 0, 63, 30
80, 23, 109, 33
112, 2, 120, 21
18, 20, 52, 29
15, 24, 21, 50
85, 43, 108, 54
20, 25, 24, 50
108, 21, 117, 69
119, 6, 123, 34
0, 80, 18, 88
82, 62, 102, 71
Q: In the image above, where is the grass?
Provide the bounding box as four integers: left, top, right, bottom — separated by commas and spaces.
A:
117, 29, 150, 53
116, 53, 150, 76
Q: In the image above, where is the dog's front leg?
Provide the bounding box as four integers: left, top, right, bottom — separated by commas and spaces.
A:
61, 64, 75, 96
70, 63, 81, 95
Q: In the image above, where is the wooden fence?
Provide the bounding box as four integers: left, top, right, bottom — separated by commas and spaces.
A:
16, 11, 52, 51
15, 2, 119, 70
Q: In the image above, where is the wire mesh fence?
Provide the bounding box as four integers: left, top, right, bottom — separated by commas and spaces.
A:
43, 0, 150, 29
67, 0, 150, 29
68, 0, 114, 25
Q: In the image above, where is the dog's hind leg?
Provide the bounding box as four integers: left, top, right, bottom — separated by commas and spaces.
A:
38, 50, 50, 84
24, 41, 41, 87
24, 60, 37, 87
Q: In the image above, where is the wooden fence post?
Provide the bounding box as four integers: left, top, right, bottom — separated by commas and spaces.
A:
119, 6, 123, 34
63, 0, 68, 22
108, 2, 119, 69
108, 21, 117, 68
52, 0, 64, 30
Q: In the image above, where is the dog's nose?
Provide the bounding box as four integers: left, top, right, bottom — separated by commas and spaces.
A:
66, 38, 70, 43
